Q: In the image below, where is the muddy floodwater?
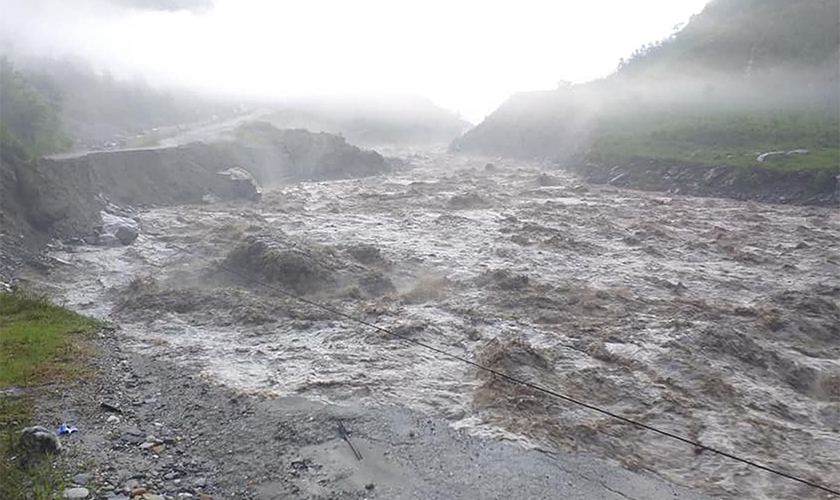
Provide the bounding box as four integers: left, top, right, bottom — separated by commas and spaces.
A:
39, 153, 839, 500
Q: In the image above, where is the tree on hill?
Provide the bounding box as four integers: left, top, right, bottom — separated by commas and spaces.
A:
0, 57, 71, 159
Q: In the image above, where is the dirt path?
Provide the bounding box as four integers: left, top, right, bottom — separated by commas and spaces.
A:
29, 152, 840, 500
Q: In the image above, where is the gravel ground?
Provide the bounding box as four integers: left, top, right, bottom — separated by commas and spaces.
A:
26, 328, 714, 500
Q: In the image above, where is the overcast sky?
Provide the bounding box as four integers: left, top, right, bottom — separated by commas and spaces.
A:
1, 0, 710, 121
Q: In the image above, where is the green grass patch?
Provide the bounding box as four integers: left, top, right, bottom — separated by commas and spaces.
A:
0, 292, 99, 388
587, 107, 840, 172
0, 291, 98, 499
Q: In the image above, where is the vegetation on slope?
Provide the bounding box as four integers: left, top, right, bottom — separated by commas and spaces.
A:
0, 291, 99, 499
455, 0, 840, 177
588, 103, 839, 172
0, 55, 239, 158
0, 58, 72, 159
618, 0, 840, 76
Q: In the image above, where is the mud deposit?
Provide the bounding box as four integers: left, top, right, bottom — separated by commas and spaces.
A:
36, 153, 839, 500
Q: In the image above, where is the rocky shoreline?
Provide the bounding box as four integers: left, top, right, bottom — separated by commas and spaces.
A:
571, 160, 838, 206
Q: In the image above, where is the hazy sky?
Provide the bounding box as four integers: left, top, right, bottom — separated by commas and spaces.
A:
1, 0, 710, 121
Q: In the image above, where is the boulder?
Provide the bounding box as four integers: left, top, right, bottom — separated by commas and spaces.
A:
96, 233, 122, 247
19, 426, 61, 456
217, 166, 262, 202
115, 225, 139, 245
63, 488, 89, 499
100, 212, 139, 246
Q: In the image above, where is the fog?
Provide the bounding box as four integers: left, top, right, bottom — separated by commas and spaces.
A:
0, 0, 710, 121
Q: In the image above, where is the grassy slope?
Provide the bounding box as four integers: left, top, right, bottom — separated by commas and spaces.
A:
586, 0, 840, 173
589, 106, 839, 172
457, 0, 840, 177
0, 292, 99, 499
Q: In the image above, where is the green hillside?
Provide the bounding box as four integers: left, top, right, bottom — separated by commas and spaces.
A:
454, 0, 840, 176
0, 56, 239, 159
618, 0, 839, 77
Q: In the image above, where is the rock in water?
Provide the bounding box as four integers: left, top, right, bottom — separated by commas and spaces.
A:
115, 225, 139, 245
96, 233, 122, 247
101, 211, 139, 246
19, 426, 61, 456
217, 166, 262, 202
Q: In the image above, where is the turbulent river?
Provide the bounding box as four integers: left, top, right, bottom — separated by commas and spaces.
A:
38, 152, 839, 500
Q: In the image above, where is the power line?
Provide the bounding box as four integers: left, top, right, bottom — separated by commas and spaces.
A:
161, 242, 838, 497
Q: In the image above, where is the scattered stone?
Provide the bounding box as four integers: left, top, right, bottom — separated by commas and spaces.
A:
198, 494, 212, 500
139, 442, 156, 450
444, 408, 466, 421
123, 433, 144, 444
115, 225, 139, 245
151, 444, 165, 454
130, 487, 147, 497
73, 473, 92, 485
101, 212, 139, 246
142, 494, 164, 500
63, 487, 90, 499
96, 234, 122, 247
448, 192, 486, 209
19, 426, 61, 456
365, 483, 376, 490
107, 415, 121, 424
193, 477, 207, 488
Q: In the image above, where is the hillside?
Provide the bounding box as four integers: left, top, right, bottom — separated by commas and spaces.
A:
0, 56, 242, 157
618, 0, 839, 77
453, 0, 840, 203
